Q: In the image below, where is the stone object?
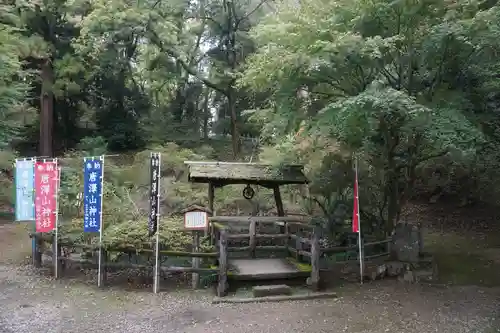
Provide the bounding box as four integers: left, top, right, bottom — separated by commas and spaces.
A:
252, 284, 292, 298
364, 263, 387, 281
391, 223, 421, 263
414, 269, 434, 282
386, 261, 405, 277
399, 270, 415, 283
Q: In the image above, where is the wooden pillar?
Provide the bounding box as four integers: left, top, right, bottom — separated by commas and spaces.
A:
295, 234, 301, 261
310, 225, 320, 291
102, 250, 108, 285
33, 235, 42, 268
97, 247, 105, 288
208, 183, 215, 212
273, 185, 285, 234
249, 219, 256, 258
208, 183, 215, 245
273, 186, 285, 216
192, 231, 200, 289
217, 230, 228, 297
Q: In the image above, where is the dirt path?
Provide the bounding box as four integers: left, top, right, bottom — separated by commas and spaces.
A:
0, 263, 498, 333
0, 220, 499, 333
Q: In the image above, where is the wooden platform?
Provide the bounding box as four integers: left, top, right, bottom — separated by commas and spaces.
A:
229, 258, 310, 280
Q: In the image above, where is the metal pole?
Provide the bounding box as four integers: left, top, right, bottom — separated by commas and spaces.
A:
98, 155, 104, 287
54, 160, 60, 279
154, 153, 161, 294
355, 158, 363, 284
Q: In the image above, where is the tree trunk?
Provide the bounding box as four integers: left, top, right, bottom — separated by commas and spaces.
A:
39, 58, 54, 157
227, 89, 240, 159
202, 88, 210, 139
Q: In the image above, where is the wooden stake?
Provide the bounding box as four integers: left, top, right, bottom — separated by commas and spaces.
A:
191, 231, 200, 289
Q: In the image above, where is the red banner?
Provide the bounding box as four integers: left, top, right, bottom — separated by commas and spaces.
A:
34, 161, 58, 233
352, 170, 360, 233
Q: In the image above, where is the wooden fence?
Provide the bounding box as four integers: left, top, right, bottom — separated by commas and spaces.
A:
30, 216, 391, 296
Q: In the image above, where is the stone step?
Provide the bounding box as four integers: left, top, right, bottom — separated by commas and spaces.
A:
252, 284, 292, 298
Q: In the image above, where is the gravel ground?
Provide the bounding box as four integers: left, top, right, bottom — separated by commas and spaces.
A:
0, 264, 499, 333
1, 219, 499, 333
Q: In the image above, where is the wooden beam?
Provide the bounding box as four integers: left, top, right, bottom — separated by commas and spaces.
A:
288, 234, 311, 244
52, 258, 219, 273
226, 233, 288, 240
287, 246, 312, 258
209, 216, 311, 223
227, 245, 287, 252
185, 161, 308, 185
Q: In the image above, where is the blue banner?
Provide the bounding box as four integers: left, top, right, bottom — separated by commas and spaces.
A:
15, 159, 35, 221
83, 157, 103, 233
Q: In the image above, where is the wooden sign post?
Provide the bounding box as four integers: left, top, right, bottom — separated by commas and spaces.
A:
182, 205, 212, 289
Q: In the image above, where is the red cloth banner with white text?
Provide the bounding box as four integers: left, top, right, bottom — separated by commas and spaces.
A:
352, 167, 360, 233
34, 160, 58, 232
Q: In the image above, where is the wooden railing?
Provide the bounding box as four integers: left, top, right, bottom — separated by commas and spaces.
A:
211, 215, 321, 296
30, 215, 391, 297
211, 215, 392, 296
29, 232, 219, 289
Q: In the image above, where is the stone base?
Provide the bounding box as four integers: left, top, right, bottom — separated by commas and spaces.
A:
252, 284, 292, 298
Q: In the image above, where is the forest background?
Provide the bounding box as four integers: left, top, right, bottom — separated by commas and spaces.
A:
1, 0, 500, 268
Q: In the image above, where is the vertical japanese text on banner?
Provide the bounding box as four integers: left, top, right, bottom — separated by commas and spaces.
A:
148, 153, 160, 236
15, 159, 35, 221
83, 158, 103, 233
34, 161, 58, 232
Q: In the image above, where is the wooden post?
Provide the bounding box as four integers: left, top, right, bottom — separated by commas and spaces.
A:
192, 231, 200, 289
295, 234, 301, 261
208, 183, 215, 245
102, 250, 108, 285
273, 185, 285, 234
284, 222, 289, 256
217, 230, 228, 297
273, 186, 285, 216
34, 237, 42, 268
310, 225, 320, 291
97, 247, 105, 287
249, 219, 256, 258
417, 222, 423, 255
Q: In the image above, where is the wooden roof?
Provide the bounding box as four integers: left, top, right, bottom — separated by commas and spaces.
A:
180, 204, 212, 214
184, 161, 308, 187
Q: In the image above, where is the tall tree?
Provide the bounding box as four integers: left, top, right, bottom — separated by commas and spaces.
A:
0, 4, 29, 148
240, 0, 495, 230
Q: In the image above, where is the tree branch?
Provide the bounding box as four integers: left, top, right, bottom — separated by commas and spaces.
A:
147, 27, 226, 95
234, 0, 268, 29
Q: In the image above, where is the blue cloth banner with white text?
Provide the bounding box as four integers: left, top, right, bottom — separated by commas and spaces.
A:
15, 159, 35, 221
83, 157, 103, 233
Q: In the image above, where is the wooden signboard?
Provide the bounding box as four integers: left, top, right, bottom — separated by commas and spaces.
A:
184, 210, 208, 230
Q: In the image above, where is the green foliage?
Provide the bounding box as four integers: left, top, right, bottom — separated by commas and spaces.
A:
0, 150, 17, 206
4, 0, 500, 248
240, 0, 500, 230
0, 16, 28, 148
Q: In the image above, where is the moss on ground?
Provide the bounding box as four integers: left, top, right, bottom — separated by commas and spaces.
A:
425, 230, 500, 287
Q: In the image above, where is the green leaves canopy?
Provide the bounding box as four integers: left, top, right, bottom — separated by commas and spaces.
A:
239, 0, 496, 228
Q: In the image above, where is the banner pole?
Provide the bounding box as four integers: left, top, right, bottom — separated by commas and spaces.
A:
98, 155, 105, 288
355, 158, 363, 284
154, 153, 161, 294
53, 161, 60, 278
31, 158, 36, 266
